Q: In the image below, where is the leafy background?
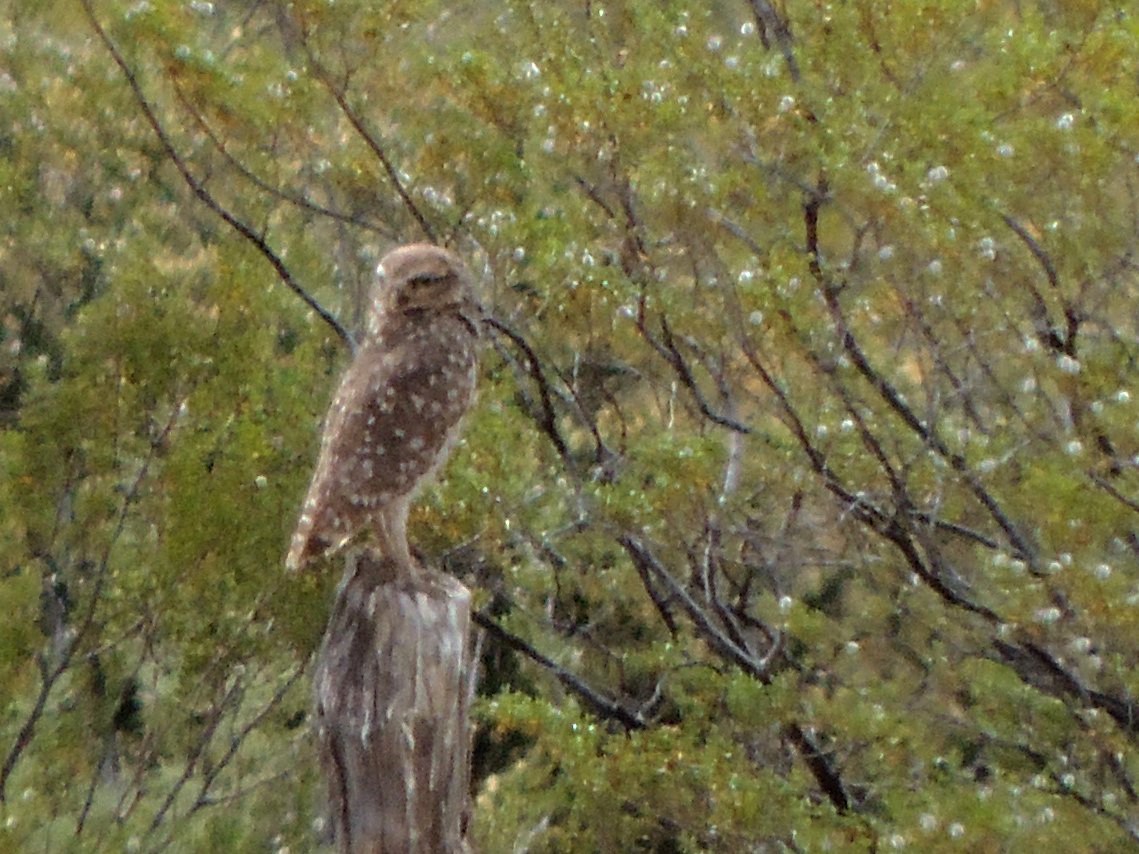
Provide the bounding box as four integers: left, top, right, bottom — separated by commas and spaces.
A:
2, 1, 1138, 851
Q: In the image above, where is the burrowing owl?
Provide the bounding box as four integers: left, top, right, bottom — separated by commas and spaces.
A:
286, 244, 480, 575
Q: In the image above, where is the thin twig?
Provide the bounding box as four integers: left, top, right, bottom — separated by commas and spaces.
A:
297, 29, 436, 243
171, 77, 396, 239
620, 536, 772, 682
1002, 213, 1077, 356
802, 180, 1038, 567
993, 638, 1139, 735
619, 535, 853, 813
472, 610, 645, 730
640, 312, 752, 434
1, 397, 183, 803
1088, 471, 1139, 515
747, 0, 801, 82
191, 663, 309, 813
80, 0, 355, 352
483, 316, 572, 464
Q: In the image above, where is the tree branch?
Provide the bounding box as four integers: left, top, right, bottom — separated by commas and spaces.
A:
1, 395, 183, 803
1001, 213, 1077, 356
472, 610, 645, 730
170, 77, 397, 239
618, 535, 853, 814
747, 0, 801, 82
80, 0, 355, 353
636, 311, 752, 434
483, 316, 572, 465
803, 179, 1038, 567
994, 638, 1139, 736
296, 25, 436, 243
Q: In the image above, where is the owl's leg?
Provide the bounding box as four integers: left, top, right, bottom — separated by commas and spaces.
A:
375, 498, 418, 578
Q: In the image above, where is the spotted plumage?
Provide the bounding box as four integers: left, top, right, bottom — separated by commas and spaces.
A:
286, 244, 480, 575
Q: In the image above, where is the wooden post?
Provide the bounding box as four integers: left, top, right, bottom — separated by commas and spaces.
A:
314, 549, 475, 853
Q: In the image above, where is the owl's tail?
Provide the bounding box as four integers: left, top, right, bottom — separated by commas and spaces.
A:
285, 515, 333, 572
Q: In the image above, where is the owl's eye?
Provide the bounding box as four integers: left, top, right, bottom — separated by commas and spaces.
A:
408, 273, 448, 287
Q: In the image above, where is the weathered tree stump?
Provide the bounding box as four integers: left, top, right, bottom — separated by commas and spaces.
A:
314, 549, 475, 853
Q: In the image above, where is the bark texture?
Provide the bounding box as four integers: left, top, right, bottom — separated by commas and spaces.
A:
314, 549, 474, 853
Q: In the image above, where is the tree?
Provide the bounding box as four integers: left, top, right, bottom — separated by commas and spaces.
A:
1, 0, 1138, 850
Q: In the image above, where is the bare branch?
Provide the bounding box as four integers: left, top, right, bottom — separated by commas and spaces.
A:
737, 334, 1003, 621
637, 311, 752, 434
1001, 214, 1061, 293
483, 316, 572, 465
296, 26, 436, 243
746, 0, 801, 82
619, 536, 774, 682
170, 78, 397, 239
80, 0, 356, 353
472, 610, 646, 730
993, 638, 1139, 735
803, 180, 1039, 567
627, 548, 680, 638
782, 722, 851, 813
1002, 213, 1078, 356
573, 174, 618, 220
619, 536, 854, 812
708, 208, 766, 258
551, 359, 618, 468
1, 396, 184, 803
146, 676, 242, 835
191, 663, 308, 813
1088, 471, 1139, 515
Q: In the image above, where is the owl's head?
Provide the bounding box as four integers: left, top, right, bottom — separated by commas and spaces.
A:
375, 243, 474, 315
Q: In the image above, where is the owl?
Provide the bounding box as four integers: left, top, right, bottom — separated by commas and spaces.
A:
286, 243, 480, 575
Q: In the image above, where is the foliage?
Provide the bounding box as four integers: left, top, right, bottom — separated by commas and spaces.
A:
2, 0, 1139, 850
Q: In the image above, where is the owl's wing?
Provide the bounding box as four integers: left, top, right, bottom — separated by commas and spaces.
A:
286, 329, 476, 571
